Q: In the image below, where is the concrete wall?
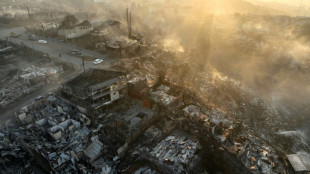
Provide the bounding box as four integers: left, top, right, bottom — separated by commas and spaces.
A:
58, 26, 93, 39
110, 91, 120, 101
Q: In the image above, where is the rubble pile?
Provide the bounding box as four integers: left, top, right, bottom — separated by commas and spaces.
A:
143, 126, 164, 144
131, 131, 203, 174
150, 85, 178, 106
150, 135, 200, 164
133, 166, 159, 174
0, 64, 64, 110
0, 120, 32, 173
18, 65, 63, 86
236, 136, 284, 174
101, 29, 140, 56
179, 102, 289, 173
0, 95, 101, 173
108, 48, 309, 173
20, 65, 63, 81
106, 40, 120, 49
93, 104, 154, 156
0, 82, 32, 108
2, 8, 310, 173
121, 50, 298, 141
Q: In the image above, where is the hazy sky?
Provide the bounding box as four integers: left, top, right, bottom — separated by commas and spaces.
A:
259, 0, 310, 7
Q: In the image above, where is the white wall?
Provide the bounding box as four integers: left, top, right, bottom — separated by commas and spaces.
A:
110, 91, 120, 101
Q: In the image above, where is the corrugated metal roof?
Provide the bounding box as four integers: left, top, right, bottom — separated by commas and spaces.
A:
84, 139, 103, 161
299, 154, 310, 171
286, 154, 308, 172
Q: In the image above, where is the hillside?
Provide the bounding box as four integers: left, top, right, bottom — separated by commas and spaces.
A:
246, 0, 310, 16
190, 0, 288, 15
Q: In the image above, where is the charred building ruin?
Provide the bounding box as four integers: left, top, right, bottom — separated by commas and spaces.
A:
60, 69, 127, 114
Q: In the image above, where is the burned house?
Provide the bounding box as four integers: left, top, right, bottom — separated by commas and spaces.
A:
58, 20, 93, 39
94, 20, 121, 39
92, 20, 122, 51
18, 65, 62, 86
4, 95, 92, 173
60, 69, 127, 114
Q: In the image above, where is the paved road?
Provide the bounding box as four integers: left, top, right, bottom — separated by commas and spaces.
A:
0, 26, 117, 120
0, 27, 116, 70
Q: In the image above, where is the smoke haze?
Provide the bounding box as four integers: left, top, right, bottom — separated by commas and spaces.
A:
2, 0, 309, 144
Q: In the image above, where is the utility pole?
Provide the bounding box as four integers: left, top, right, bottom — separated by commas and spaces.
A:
5, 37, 8, 47
130, 11, 132, 38
76, 38, 85, 72
82, 57, 85, 72
51, 12, 54, 22
126, 7, 132, 39
31, 42, 35, 56
27, 6, 31, 19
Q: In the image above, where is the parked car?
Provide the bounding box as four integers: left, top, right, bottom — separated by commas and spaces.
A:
10, 32, 20, 38
94, 59, 103, 65
28, 34, 37, 41
38, 40, 47, 44
71, 50, 82, 56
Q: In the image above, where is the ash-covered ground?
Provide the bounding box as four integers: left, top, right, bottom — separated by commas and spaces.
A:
0, 0, 310, 174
